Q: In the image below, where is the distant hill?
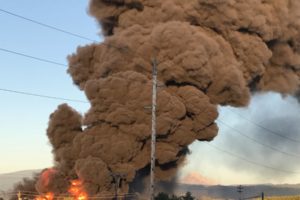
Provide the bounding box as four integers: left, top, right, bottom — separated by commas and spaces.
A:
158, 182, 300, 199
0, 169, 41, 192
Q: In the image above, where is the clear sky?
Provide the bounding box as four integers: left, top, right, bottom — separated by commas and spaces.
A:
0, 0, 299, 186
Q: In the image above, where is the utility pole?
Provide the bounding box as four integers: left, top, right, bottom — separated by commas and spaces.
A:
150, 58, 157, 200
17, 191, 22, 200
237, 185, 244, 200
111, 172, 126, 200
261, 192, 264, 200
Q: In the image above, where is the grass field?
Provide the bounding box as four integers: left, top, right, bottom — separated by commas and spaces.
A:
256, 196, 300, 200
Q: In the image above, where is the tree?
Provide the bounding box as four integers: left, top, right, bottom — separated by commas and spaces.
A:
181, 191, 195, 200
170, 194, 181, 200
155, 192, 170, 200
155, 191, 195, 200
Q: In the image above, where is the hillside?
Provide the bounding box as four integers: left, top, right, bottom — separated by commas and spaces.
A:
0, 169, 40, 192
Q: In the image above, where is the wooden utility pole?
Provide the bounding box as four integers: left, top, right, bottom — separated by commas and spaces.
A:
17, 191, 22, 200
237, 185, 244, 200
111, 172, 126, 200
150, 58, 157, 200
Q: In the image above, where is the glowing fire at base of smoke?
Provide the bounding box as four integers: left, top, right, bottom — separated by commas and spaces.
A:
68, 180, 88, 200
35, 180, 88, 200
35, 192, 54, 200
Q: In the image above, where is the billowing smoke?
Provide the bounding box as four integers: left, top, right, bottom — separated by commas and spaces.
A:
13, 0, 300, 198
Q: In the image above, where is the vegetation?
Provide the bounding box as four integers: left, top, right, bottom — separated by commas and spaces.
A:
257, 196, 300, 200
154, 193, 300, 200
155, 191, 195, 200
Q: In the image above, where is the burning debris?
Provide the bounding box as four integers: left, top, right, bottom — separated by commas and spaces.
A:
11, 0, 300, 199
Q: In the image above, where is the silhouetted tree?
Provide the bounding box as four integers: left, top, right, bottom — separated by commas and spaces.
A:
155, 192, 170, 200
181, 191, 195, 200
170, 194, 181, 200
155, 191, 195, 200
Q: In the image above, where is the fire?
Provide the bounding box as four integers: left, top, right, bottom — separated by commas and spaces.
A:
35, 179, 87, 200
68, 179, 88, 200
40, 168, 57, 187
35, 192, 54, 200
35, 169, 56, 200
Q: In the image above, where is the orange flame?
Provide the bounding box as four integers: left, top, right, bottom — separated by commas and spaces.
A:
35, 169, 56, 200
35, 179, 88, 200
35, 192, 54, 200
68, 179, 88, 200
40, 168, 57, 187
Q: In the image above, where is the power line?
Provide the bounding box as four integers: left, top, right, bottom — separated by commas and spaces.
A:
0, 47, 67, 67
0, 7, 153, 68
206, 143, 300, 174
6, 191, 138, 199
0, 8, 141, 58
0, 43, 146, 70
0, 8, 97, 42
217, 119, 300, 158
0, 88, 88, 104
0, 43, 140, 68
0, 43, 139, 67
228, 108, 300, 143
0, 8, 151, 61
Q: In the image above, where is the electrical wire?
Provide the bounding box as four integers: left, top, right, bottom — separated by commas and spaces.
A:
206, 143, 300, 174
6, 191, 138, 199
217, 119, 300, 158
0, 47, 67, 67
0, 6, 157, 66
0, 8, 97, 42
0, 88, 88, 104
0, 11, 138, 67
227, 108, 300, 143
0, 6, 159, 77
0, 7, 149, 61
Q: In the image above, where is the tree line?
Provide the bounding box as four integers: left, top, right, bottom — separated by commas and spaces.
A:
155, 191, 195, 200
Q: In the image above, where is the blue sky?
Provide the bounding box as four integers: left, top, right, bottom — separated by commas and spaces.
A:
0, 0, 299, 185
0, 0, 95, 172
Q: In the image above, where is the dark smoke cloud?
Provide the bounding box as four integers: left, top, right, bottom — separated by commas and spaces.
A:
15, 0, 300, 197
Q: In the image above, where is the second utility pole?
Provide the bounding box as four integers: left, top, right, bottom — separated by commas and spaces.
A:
150, 58, 157, 200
